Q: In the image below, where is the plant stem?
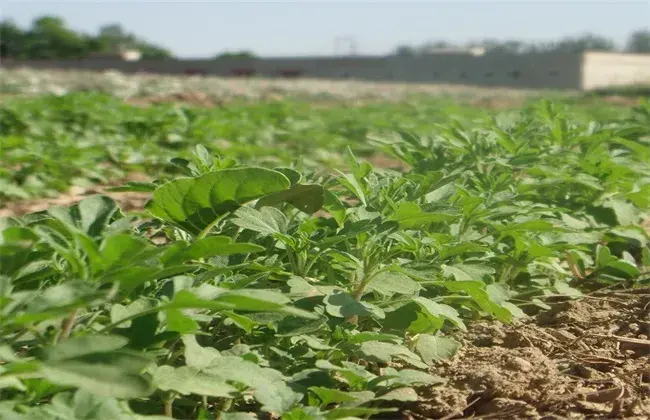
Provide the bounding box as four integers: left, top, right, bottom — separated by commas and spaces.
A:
352, 268, 388, 301
163, 397, 173, 417
347, 268, 389, 324
498, 264, 513, 283
58, 309, 78, 341
196, 213, 228, 240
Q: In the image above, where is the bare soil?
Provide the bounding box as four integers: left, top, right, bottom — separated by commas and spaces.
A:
404, 290, 650, 419
0, 175, 152, 218
125, 91, 221, 108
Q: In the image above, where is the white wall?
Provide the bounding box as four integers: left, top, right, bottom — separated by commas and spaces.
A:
581, 52, 650, 90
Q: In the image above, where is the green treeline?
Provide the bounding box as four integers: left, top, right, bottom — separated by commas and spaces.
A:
2, 15, 650, 60
0, 16, 172, 59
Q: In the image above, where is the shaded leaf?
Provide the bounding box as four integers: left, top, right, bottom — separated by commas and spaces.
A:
146, 168, 290, 233
415, 334, 461, 364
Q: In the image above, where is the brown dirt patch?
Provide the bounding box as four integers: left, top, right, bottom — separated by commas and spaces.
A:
405, 290, 650, 419
0, 188, 151, 218
600, 95, 643, 106
467, 96, 528, 110
0, 174, 152, 218
366, 154, 411, 171
125, 92, 220, 108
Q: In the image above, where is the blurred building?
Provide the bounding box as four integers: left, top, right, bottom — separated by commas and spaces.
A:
3, 50, 650, 91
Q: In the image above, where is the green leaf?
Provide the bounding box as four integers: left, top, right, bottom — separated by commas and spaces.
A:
110, 298, 157, 328
323, 291, 385, 319
107, 181, 157, 193
170, 289, 318, 319
570, 173, 603, 191
11, 282, 108, 326
336, 172, 367, 206
438, 242, 489, 259
165, 308, 199, 333
376, 387, 418, 402
47, 195, 118, 237
23, 390, 129, 420
223, 310, 260, 333
273, 167, 302, 185
0, 375, 25, 392
182, 335, 221, 369
40, 362, 152, 398
441, 263, 495, 281
163, 235, 264, 265
287, 276, 341, 298
323, 189, 347, 226
309, 387, 370, 406
485, 283, 512, 305
442, 281, 513, 323
602, 199, 639, 226
292, 335, 334, 351
554, 282, 583, 298
99, 234, 155, 271
382, 368, 445, 386
414, 297, 466, 331
40, 335, 128, 361
256, 184, 325, 214
202, 356, 303, 413
498, 220, 555, 233
415, 334, 461, 364
609, 226, 649, 245
232, 206, 288, 235
357, 341, 426, 369
596, 244, 612, 268
390, 202, 457, 229
346, 332, 401, 344
76, 195, 119, 237
150, 365, 236, 397
366, 271, 422, 296
146, 168, 290, 234
604, 260, 641, 278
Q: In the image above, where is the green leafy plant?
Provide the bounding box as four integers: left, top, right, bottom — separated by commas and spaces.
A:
1, 96, 649, 418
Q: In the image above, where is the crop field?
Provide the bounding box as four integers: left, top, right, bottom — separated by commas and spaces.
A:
1, 69, 649, 420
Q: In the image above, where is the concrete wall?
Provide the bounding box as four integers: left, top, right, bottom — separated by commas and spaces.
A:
0, 52, 605, 91
383, 53, 582, 89
581, 52, 650, 90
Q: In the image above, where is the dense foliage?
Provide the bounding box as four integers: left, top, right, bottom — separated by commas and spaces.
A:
1, 91, 649, 418
0, 92, 628, 202
0, 16, 172, 59
395, 29, 650, 55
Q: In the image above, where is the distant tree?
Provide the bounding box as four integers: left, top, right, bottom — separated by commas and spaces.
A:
90, 23, 171, 58
395, 33, 619, 57
25, 16, 89, 58
215, 50, 256, 59
418, 40, 456, 53
138, 43, 173, 59
478, 39, 525, 54
0, 15, 173, 59
0, 19, 25, 58
95, 23, 135, 53
394, 45, 416, 56
546, 33, 616, 54
626, 29, 650, 53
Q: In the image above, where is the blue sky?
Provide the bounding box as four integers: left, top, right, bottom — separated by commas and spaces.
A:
3, 1, 649, 58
